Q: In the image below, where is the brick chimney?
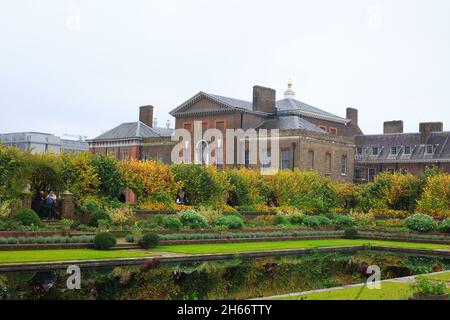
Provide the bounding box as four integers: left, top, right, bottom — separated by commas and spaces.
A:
253, 85, 276, 114
419, 122, 443, 144
139, 105, 154, 128
346, 108, 358, 126
383, 121, 403, 134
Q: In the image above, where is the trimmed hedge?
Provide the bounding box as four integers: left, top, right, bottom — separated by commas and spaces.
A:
405, 214, 436, 233
139, 233, 160, 249
14, 209, 41, 227
93, 232, 116, 250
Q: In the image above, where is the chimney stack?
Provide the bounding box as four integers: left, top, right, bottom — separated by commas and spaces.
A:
253, 85, 276, 114
383, 121, 403, 134
139, 105, 154, 128
419, 122, 443, 144
346, 108, 358, 126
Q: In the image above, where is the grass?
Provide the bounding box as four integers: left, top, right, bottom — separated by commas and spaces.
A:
275, 282, 415, 300
0, 249, 154, 264
155, 239, 450, 255
275, 272, 450, 300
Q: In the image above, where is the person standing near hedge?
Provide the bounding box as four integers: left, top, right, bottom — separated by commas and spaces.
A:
45, 191, 57, 221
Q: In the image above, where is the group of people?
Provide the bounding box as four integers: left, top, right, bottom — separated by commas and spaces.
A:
31, 191, 58, 220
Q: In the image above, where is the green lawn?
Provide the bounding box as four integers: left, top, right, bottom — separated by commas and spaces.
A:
0, 249, 154, 264
156, 239, 450, 255
275, 272, 450, 300
276, 282, 415, 300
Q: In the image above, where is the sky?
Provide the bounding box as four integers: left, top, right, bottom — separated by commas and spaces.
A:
0, 0, 449, 139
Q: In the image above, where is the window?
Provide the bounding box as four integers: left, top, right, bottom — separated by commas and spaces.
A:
142, 154, 149, 161
318, 125, 327, 131
390, 146, 397, 155
341, 155, 347, 175
426, 145, 434, 154
307, 150, 314, 170
387, 168, 395, 174
216, 140, 224, 169
196, 141, 209, 164
156, 155, 164, 162
372, 147, 379, 156
183, 141, 191, 163
329, 127, 338, 135
262, 149, 271, 169
325, 153, 332, 174
404, 146, 411, 155
357, 148, 363, 155
281, 150, 290, 169
368, 168, 376, 182
244, 150, 250, 168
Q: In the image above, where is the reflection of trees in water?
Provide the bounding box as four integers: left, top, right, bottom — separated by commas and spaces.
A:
1, 253, 450, 300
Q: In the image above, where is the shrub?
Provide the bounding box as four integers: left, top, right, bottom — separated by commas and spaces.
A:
417, 173, 450, 216
125, 234, 134, 243
139, 233, 160, 249
107, 206, 134, 226
344, 229, 359, 239
14, 209, 41, 226
301, 215, 332, 229
333, 215, 354, 228
412, 278, 447, 295
405, 214, 436, 233
89, 209, 112, 227
274, 213, 289, 225
162, 215, 182, 230
439, 218, 450, 233
93, 232, 116, 250
80, 198, 102, 215
289, 214, 303, 225
178, 210, 209, 229
215, 215, 244, 229
91, 154, 126, 199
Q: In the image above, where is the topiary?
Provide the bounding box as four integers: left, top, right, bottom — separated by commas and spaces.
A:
178, 210, 209, 229
162, 215, 182, 230
14, 209, 42, 226
215, 215, 244, 229
333, 215, 355, 229
405, 214, 436, 233
89, 209, 112, 227
139, 233, 160, 249
93, 232, 116, 250
439, 218, 450, 233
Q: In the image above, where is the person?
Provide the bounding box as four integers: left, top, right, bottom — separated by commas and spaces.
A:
45, 191, 57, 220
32, 191, 45, 218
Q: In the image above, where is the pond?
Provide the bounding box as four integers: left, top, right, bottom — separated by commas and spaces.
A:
1, 251, 449, 300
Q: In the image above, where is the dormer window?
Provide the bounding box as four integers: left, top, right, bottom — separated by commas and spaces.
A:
372, 147, 379, 156
390, 146, 398, 155
404, 146, 411, 155
426, 145, 434, 154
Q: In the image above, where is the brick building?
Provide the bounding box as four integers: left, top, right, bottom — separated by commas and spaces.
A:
89, 82, 362, 183
354, 121, 450, 183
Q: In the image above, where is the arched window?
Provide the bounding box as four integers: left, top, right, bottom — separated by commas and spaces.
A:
196, 140, 209, 164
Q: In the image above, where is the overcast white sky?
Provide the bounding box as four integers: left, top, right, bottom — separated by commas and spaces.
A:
1, 0, 449, 139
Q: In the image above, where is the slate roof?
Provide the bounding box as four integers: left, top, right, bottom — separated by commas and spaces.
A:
355, 131, 450, 163
92, 121, 173, 141
256, 115, 328, 134
276, 98, 347, 122
170, 91, 347, 123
